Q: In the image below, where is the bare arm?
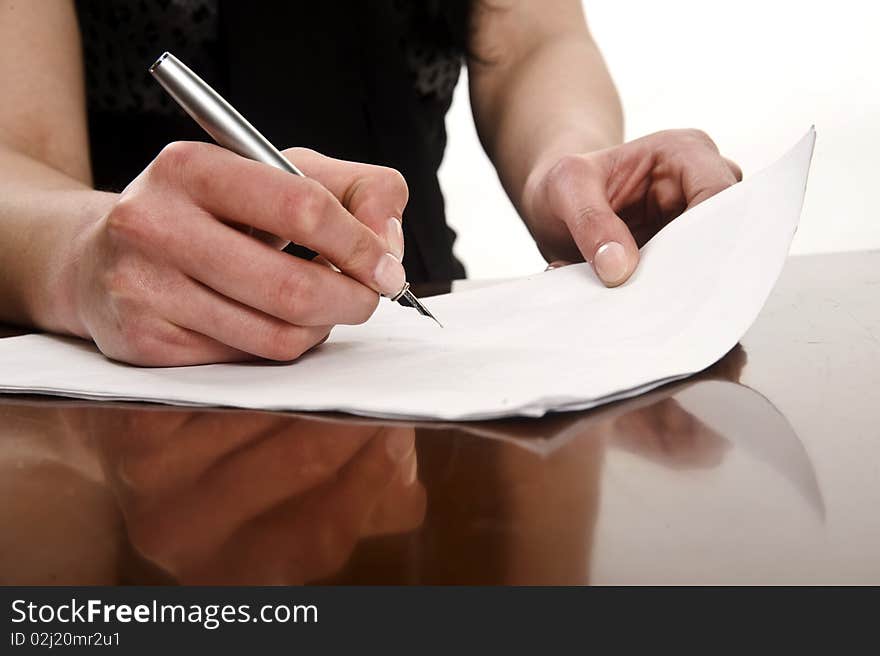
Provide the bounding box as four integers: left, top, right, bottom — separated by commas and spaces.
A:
0, 0, 111, 332
469, 0, 741, 285
468, 0, 622, 220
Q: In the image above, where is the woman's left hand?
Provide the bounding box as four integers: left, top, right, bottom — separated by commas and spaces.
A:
523, 129, 742, 286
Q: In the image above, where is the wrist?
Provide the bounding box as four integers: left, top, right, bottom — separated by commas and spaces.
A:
29, 191, 117, 338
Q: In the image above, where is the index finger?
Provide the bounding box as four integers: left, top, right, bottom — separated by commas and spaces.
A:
157, 141, 406, 297
284, 147, 410, 260
283, 148, 409, 227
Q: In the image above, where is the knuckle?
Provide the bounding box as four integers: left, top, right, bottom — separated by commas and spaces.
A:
305, 183, 333, 218
154, 141, 202, 179
284, 179, 329, 234
681, 128, 717, 150
105, 197, 146, 244
100, 270, 190, 364
262, 324, 312, 362
117, 319, 162, 364
274, 268, 316, 315
105, 197, 173, 254
547, 154, 592, 190
92, 292, 186, 366
378, 166, 409, 207
544, 156, 598, 215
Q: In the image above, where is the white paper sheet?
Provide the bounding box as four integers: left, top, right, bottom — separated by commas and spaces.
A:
0, 129, 815, 420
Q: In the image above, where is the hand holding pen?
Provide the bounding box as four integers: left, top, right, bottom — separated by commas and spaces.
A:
150, 52, 440, 325
66, 67, 427, 366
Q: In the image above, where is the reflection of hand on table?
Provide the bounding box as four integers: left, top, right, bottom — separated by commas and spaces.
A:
609, 398, 731, 468
87, 409, 425, 584
0, 403, 123, 584
604, 345, 746, 468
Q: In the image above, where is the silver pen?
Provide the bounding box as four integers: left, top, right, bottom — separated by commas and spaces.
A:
149, 51, 441, 326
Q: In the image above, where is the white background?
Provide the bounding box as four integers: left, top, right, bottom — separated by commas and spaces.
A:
438, 0, 880, 279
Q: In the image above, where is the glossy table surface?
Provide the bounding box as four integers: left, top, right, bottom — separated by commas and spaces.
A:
1, 251, 877, 585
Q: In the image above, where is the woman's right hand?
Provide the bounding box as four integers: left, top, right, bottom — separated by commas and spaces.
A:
69, 142, 409, 366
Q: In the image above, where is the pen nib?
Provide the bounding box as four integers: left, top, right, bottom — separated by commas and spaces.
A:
400, 288, 443, 327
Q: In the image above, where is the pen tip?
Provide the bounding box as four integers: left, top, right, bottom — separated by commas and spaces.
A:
400, 289, 444, 327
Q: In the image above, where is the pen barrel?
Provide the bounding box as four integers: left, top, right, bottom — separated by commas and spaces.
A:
149, 52, 303, 177
150, 51, 313, 253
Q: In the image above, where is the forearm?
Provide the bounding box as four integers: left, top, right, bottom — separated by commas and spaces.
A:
470, 28, 623, 230
0, 144, 116, 335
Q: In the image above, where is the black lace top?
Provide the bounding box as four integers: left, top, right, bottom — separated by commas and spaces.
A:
75, 0, 470, 281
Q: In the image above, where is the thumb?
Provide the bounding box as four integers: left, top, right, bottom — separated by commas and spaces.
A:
545, 157, 640, 287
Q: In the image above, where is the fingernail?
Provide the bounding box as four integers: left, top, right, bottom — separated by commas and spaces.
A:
374, 252, 407, 297
594, 241, 629, 286
385, 217, 404, 260
385, 431, 414, 463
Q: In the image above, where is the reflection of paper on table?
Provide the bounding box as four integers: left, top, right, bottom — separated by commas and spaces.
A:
0, 129, 815, 421
444, 379, 824, 517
